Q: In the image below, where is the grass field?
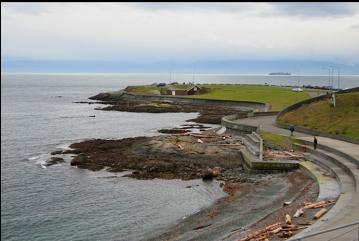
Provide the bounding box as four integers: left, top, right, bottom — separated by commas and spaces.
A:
259, 131, 303, 151
126, 84, 311, 111
187, 84, 310, 111
277, 92, 359, 140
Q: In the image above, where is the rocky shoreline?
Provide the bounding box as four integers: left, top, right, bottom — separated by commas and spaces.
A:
84, 92, 246, 124
56, 90, 326, 240
50, 128, 322, 241
58, 131, 244, 181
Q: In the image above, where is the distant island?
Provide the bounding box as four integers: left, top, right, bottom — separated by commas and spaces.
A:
268, 72, 291, 75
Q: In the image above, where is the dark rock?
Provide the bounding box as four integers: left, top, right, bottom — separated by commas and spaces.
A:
71, 153, 88, 166
202, 169, 215, 180
46, 157, 65, 166
107, 167, 124, 172
192, 224, 212, 230
63, 149, 82, 154
90, 165, 104, 171
158, 128, 190, 134
51, 150, 63, 155
64, 134, 243, 180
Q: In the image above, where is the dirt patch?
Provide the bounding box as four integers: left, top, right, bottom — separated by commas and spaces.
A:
223, 181, 242, 203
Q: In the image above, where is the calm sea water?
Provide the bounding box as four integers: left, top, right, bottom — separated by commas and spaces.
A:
1, 73, 358, 241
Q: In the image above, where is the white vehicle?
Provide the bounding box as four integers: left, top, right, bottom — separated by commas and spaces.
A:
292, 87, 303, 92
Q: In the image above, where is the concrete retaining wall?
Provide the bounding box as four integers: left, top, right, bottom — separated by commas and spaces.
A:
221, 111, 279, 134
122, 91, 267, 111
240, 147, 299, 173
221, 113, 258, 133
299, 162, 319, 182
247, 111, 280, 117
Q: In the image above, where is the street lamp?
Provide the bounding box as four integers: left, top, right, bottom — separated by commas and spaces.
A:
337, 66, 341, 90
324, 67, 331, 88
329, 66, 336, 89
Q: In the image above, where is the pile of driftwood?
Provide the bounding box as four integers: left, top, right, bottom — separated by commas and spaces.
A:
173, 132, 235, 147
302, 199, 336, 220
173, 132, 231, 139
237, 199, 336, 241
237, 223, 306, 241
263, 150, 303, 161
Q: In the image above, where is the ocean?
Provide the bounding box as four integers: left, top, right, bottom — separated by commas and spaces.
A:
1, 73, 358, 241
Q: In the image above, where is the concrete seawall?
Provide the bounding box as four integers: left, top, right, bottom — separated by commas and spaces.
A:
121, 91, 268, 111
221, 112, 279, 134
240, 146, 299, 173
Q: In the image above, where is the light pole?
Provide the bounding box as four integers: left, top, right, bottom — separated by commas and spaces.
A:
331, 67, 335, 89
337, 66, 341, 89
329, 66, 336, 89
327, 67, 331, 88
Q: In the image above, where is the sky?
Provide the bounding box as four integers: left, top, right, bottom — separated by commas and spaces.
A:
2, 2, 359, 73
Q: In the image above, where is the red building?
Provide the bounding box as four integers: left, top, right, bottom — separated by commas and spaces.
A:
166, 86, 201, 96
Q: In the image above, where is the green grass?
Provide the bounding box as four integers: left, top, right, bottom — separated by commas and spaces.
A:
278, 92, 359, 140
168, 84, 194, 89
187, 84, 310, 111
259, 131, 303, 151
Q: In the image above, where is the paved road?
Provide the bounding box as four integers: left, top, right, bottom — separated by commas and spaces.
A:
233, 115, 359, 241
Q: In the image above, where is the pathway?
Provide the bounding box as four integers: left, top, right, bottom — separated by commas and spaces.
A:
233, 115, 359, 160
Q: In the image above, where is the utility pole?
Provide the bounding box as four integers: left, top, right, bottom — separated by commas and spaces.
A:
327, 66, 336, 89
337, 66, 341, 89
331, 66, 334, 89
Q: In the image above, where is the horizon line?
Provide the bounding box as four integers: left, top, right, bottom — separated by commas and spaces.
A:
2, 72, 359, 76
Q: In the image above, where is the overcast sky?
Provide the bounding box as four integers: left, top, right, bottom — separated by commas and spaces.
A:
2, 2, 359, 64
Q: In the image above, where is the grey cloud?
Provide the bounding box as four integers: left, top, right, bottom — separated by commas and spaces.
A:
350, 23, 359, 29
132, 2, 255, 13
2, 2, 52, 15
270, 2, 359, 17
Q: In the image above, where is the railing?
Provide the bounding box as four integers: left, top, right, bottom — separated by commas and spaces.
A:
252, 132, 263, 161
290, 221, 359, 241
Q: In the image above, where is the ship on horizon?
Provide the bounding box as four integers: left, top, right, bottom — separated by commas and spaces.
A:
268, 72, 291, 75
